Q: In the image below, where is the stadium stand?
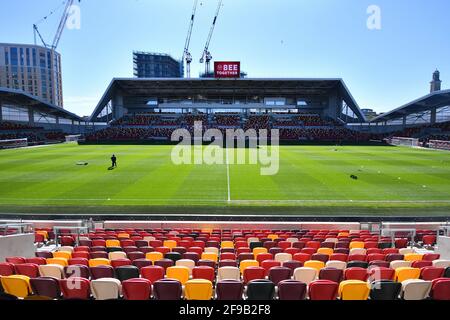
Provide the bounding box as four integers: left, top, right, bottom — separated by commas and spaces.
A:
0, 121, 66, 144
85, 113, 375, 142
2, 227, 449, 300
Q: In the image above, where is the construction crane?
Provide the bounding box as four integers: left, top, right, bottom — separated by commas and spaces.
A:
33, 0, 80, 51
199, 0, 223, 76
182, 0, 198, 78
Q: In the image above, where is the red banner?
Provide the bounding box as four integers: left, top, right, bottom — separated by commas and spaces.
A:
214, 61, 240, 78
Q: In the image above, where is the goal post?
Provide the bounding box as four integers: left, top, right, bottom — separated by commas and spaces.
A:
65, 134, 82, 142
388, 136, 420, 147
0, 138, 28, 149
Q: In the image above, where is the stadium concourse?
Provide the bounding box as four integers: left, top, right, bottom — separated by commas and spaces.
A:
1, 221, 450, 300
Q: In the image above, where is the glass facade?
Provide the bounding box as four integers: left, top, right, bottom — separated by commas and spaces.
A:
0, 43, 63, 107
1, 106, 29, 122
133, 52, 182, 78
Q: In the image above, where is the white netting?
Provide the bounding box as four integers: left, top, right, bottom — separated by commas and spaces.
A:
65, 135, 82, 142
388, 137, 420, 147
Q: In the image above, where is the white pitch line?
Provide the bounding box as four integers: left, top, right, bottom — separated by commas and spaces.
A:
225, 147, 231, 202
1, 198, 450, 204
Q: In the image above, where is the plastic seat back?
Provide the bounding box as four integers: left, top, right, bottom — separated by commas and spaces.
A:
268, 266, 292, 285
166, 266, 190, 285
401, 279, 432, 300
370, 280, 401, 300
308, 279, 339, 300
185, 279, 213, 300
243, 267, 265, 284
217, 266, 240, 281
60, 277, 91, 300
319, 267, 343, 283
278, 280, 307, 300
338, 280, 370, 300
1, 275, 31, 298
140, 265, 165, 283
293, 267, 317, 285
90, 265, 114, 280
90, 278, 121, 300
216, 280, 244, 300
39, 264, 64, 279
246, 279, 275, 300
115, 265, 140, 282
30, 277, 61, 299
122, 278, 152, 300
153, 279, 182, 300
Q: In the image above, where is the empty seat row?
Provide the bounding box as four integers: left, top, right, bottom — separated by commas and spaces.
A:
3, 275, 450, 300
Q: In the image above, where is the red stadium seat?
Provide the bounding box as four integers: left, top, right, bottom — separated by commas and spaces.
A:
243, 267, 265, 284
308, 280, 339, 300
420, 267, 445, 281
122, 278, 152, 300
344, 267, 368, 281
0, 263, 15, 276
141, 266, 165, 283
60, 277, 90, 300
192, 266, 215, 282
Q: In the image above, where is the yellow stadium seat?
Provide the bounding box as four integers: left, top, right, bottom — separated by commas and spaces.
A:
117, 233, 130, 239
267, 234, 278, 241
145, 251, 164, 263
404, 253, 424, 262
349, 241, 365, 250
163, 240, 177, 250
304, 260, 325, 271
53, 251, 71, 260
338, 280, 370, 300
166, 266, 190, 285
36, 231, 48, 240
253, 247, 268, 257
395, 267, 421, 282
221, 241, 234, 249
201, 252, 218, 262
201, 228, 212, 234
46, 258, 68, 267
1, 275, 32, 298
239, 260, 259, 274
338, 232, 349, 237
317, 248, 334, 256
105, 239, 120, 247
185, 279, 213, 300
88, 258, 111, 267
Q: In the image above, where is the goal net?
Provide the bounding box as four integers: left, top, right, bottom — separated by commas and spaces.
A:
0, 138, 28, 149
65, 135, 82, 142
388, 137, 420, 147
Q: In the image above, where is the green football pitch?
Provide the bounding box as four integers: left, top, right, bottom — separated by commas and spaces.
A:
0, 143, 449, 216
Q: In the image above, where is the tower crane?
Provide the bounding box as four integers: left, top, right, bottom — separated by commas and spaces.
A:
182, 0, 198, 78
199, 0, 223, 76
33, 0, 81, 51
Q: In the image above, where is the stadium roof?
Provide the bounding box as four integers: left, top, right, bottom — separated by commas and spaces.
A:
0, 87, 82, 121
90, 78, 366, 122
371, 89, 450, 122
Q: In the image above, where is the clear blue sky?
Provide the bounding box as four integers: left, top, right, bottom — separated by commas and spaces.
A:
1, 0, 449, 117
